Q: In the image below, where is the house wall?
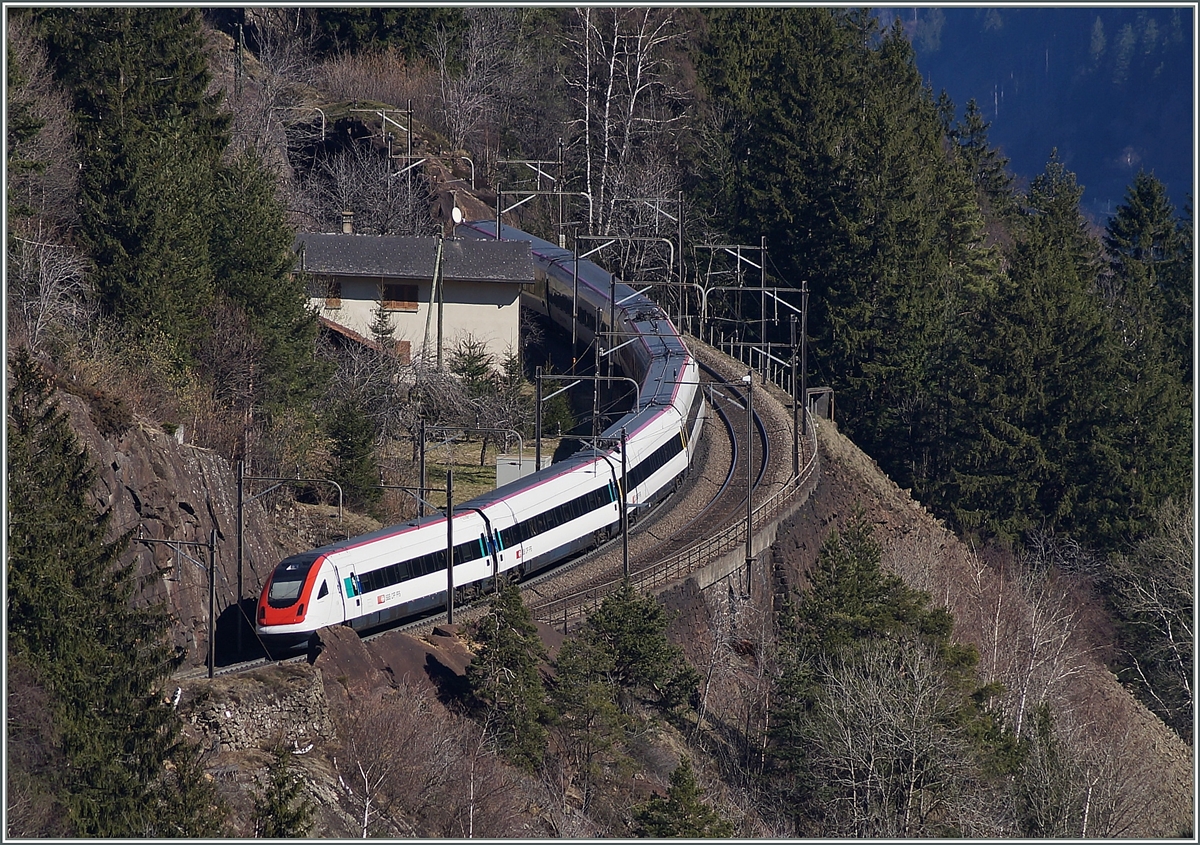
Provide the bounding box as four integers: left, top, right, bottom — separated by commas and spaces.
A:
309, 274, 523, 366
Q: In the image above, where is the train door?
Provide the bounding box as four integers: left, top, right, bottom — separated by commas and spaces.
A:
342, 570, 363, 615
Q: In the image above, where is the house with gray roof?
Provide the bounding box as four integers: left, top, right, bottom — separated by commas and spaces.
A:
295, 225, 534, 365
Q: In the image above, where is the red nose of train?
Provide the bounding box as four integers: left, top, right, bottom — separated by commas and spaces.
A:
257, 553, 322, 629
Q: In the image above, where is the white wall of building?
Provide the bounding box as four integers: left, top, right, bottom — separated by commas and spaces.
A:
310, 274, 522, 364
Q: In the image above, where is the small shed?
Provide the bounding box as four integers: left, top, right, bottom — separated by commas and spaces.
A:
295, 229, 534, 365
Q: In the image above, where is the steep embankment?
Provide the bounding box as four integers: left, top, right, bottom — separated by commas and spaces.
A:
766, 415, 1193, 837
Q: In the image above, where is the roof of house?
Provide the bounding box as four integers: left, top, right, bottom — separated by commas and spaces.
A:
294, 233, 534, 284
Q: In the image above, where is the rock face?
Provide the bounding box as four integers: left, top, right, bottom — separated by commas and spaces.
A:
61, 392, 330, 671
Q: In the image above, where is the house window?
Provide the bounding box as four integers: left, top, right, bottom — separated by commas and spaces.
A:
381, 283, 419, 312
324, 278, 342, 309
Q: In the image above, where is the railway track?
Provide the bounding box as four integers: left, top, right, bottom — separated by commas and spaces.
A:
181, 341, 815, 678
520, 359, 783, 628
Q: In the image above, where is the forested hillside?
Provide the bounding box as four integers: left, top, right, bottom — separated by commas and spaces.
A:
6, 7, 1192, 837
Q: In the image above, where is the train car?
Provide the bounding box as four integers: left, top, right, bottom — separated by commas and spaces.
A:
257, 219, 703, 653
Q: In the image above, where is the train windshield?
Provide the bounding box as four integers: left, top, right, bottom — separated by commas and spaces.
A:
267, 555, 319, 607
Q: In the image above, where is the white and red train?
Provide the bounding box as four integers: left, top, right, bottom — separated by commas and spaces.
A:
257, 220, 704, 651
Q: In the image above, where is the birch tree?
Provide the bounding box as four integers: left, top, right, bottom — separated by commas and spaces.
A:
564, 7, 687, 236
431, 8, 530, 155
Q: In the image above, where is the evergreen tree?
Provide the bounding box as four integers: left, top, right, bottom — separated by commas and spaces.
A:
770, 511, 1014, 835
632, 757, 734, 838
210, 148, 329, 416
950, 98, 1018, 222
450, 334, 498, 398
35, 7, 230, 352
1012, 704, 1088, 837
251, 745, 315, 838
1107, 499, 1194, 743
1099, 172, 1192, 526
951, 154, 1125, 546
6, 347, 226, 836
465, 582, 550, 772
549, 634, 625, 813
324, 398, 382, 513
579, 580, 699, 709
306, 7, 465, 58
369, 294, 398, 352
693, 9, 998, 506
5, 33, 46, 220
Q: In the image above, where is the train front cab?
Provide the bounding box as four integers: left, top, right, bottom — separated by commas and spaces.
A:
257, 552, 342, 653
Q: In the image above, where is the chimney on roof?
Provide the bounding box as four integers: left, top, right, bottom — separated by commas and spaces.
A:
341, 211, 354, 234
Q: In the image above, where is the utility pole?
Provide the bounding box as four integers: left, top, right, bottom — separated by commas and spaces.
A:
535, 365, 543, 471
137, 529, 218, 678
558, 138, 565, 248
801, 278, 810, 439
434, 235, 445, 369
621, 427, 629, 580
445, 469, 454, 624
743, 372, 754, 597
791, 314, 799, 479
593, 307, 602, 437
237, 460, 244, 652
418, 417, 426, 518
572, 229, 579, 363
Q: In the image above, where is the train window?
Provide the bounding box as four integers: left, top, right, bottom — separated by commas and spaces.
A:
267, 556, 318, 608
317, 581, 329, 599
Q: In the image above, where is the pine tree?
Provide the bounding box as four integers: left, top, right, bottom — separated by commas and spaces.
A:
1099, 172, 1192, 529
210, 148, 329, 416
465, 582, 550, 772
952, 153, 1125, 546
632, 758, 734, 838
35, 8, 230, 352
450, 334, 498, 398
580, 580, 699, 709
788, 510, 954, 656
325, 398, 382, 513
6, 347, 226, 836
5, 31, 46, 220
549, 634, 624, 812
1013, 704, 1088, 837
771, 511, 1015, 836
951, 98, 1018, 221
369, 294, 398, 352
251, 745, 315, 838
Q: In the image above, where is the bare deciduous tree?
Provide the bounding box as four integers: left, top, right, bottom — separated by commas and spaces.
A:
431, 9, 529, 155
807, 640, 986, 837
297, 144, 438, 236
1108, 499, 1194, 739
5, 16, 80, 230
7, 237, 94, 355
334, 691, 411, 837
564, 8, 688, 236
